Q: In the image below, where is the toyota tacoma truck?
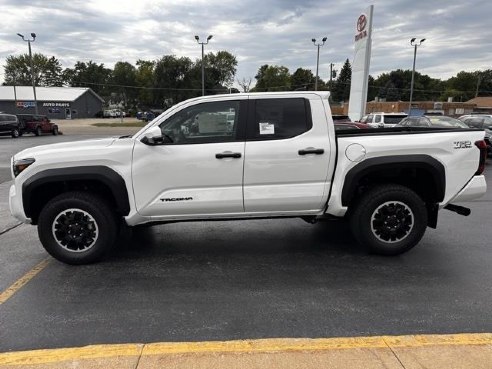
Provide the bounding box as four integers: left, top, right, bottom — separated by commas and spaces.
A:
9, 92, 488, 264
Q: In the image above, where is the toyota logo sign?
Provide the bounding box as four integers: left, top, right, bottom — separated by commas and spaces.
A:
357, 14, 367, 32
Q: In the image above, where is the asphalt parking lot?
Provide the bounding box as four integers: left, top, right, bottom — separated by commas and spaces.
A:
0, 128, 491, 354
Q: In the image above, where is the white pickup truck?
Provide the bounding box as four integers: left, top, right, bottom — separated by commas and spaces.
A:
9, 92, 488, 264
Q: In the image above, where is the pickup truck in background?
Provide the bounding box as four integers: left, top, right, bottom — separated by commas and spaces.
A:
360, 112, 408, 128
17, 114, 59, 136
9, 92, 488, 264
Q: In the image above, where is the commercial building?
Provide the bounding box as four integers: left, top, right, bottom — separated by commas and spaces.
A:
466, 97, 492, 114
0, 86, 104, 119
332, 100, 477, 117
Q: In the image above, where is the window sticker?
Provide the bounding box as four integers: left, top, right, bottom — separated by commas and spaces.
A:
259, 122, 275, 135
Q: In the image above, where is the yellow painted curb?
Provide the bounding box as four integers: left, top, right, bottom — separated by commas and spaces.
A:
383, 333, 492, 347
1, 334, 492, 366
0, 258, 50, 305
142, 336, 387, 355
0, 344, 143, 366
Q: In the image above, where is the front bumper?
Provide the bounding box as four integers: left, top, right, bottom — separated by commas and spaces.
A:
449, 175, 487, 203
9, 184, 31, 224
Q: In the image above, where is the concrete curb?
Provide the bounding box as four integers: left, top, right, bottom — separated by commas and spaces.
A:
1, 334, 491, 368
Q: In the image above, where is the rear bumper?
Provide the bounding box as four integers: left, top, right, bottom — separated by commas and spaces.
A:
448, 175, 487, 203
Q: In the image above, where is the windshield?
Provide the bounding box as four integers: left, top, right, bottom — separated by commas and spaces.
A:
428, 116, 468, 128
384, 115, 407, 124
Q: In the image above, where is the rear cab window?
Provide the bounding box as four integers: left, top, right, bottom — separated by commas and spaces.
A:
247, 98, 312, 140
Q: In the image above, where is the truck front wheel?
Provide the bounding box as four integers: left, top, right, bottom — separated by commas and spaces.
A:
349, 184, 428, 255
38, 191, 118, 264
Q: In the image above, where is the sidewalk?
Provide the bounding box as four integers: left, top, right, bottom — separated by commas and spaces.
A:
53, 118, 143, 135
1, 334, 491, 369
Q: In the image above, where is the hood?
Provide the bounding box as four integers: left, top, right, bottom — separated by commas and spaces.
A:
14, 137, 118, 160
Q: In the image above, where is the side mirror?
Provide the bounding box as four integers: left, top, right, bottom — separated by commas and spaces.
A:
141, 126, 164, 145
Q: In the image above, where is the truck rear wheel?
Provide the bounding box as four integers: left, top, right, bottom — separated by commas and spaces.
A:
349, 184, 427, 255
38, 191, 118, 265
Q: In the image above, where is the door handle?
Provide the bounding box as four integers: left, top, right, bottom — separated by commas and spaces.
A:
298, 148, 324, 155
215, 152, 242, 159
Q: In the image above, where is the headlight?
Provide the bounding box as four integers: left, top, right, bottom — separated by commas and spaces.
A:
13, 158, 35, 177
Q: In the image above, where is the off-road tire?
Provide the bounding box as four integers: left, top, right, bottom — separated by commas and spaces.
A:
38, 191, 118, 265
349, 184, 428, 256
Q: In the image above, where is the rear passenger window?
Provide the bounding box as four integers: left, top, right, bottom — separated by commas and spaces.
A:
374, 115, 381, 123
248, 98, 312, 140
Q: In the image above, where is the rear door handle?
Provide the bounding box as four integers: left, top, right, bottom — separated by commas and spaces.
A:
298, 148, 324, 155
215, 152, 242, 159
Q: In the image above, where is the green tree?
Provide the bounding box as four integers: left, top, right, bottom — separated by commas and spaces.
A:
291, 68, 315, 91
153, 55, 195, 107
371, 69, 443, 101
444, 71, 486, 101
252, 64, 291, 91
331, 59, 351, 102
204, 51, 238, 89
135, 60, 155, 108
63, 61, 112, 96
111, 61, 137, 109
367, 75, 377, 101
3, 53, 63, 86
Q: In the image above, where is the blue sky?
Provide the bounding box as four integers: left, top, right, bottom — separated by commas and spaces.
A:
1, 0, 491, 87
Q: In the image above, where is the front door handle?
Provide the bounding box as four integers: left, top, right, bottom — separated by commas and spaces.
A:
216, 152, 242, 159
298, 148, 324, 155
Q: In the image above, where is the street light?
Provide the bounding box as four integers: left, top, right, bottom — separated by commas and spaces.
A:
195, 35, 213, 96
408, 38, 425, 115
17, 32, 38, 115
312, 37, 327, 91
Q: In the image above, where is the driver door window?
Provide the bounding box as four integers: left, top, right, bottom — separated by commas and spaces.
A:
159, 101, 241, 144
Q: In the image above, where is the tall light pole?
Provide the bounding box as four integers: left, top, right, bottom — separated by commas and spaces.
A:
195, 35, 213, 96
312, 37, 327, 91
17, 32, 38, 115
408, 38, 425, 115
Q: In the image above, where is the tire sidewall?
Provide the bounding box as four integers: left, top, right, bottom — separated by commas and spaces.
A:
52, 126, 59, 135
38, 193, 117, 264
35, 126, 41, 136
11, 129, 19, 138
353, 186, 427, 255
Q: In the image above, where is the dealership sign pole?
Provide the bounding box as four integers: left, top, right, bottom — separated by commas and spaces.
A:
348, 5, 373, 121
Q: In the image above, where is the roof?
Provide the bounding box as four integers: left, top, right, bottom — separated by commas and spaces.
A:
466, 96, 492, 108
0, 86, 104, 102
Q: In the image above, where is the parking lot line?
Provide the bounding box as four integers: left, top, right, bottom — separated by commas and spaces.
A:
0, 334, 491, 367
0, 258, 50, 305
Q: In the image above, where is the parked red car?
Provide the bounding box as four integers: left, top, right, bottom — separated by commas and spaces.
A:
332, 115, 371, 129
17, 114, 59, 136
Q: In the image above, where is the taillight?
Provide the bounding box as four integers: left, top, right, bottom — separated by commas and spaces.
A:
475, 140, 487, 175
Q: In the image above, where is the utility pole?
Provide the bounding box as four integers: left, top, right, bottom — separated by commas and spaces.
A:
17, 32, 38, 115
475, 75, 482, 98
195, 35, 213, 96
312, 37, 327, 91
408, 38, 425, 115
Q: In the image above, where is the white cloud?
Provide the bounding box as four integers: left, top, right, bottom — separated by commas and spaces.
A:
1, 0, 491, 88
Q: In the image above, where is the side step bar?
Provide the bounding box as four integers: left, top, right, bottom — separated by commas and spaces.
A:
444, 204, 471, 216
